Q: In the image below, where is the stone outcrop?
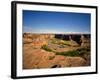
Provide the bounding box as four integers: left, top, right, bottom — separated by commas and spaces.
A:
80, 35, 90, 48
23, 33, 90, 69
32, 39, 47, 48
23, 49, 86, 69
55, 34, 90, 45
23, 38, 33, 44
23, 33, 55, 47
68, 40, 79, 47
23, 33, 90, 47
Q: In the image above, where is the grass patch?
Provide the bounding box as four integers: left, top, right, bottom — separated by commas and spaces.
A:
59, 41, 71, 46
56, 48, 90, 57
41, 44, 90, 58
77, 48, 90, 52
41, 45, 53, 52
56, 50, 80, 57
50, 38, 60, 44
48, 56, 55, 60
50, 38, 71, 46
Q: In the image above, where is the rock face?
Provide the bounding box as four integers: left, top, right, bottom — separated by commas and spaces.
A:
23, 33, 90, 69
23, 49, 86, 69
32, 39, 47, 48
68, 40, 79, 47
55, 34, 90, 45
23, 38, 33, 44
80, 35, 90, 48
23, 33, 55, 48
23, 33, 90, 47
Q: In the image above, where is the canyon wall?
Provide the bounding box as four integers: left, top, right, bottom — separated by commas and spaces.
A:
55, 34, 90, 47
23, 33, 55, 47
23, 33, 90, 48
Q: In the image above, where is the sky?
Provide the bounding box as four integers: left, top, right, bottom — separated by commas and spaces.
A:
23, 10, 91, 34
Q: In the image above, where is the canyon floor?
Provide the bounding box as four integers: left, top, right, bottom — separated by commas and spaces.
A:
23, 33, 91, 69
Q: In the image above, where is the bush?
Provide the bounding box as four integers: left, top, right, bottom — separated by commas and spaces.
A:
56, 50, 80, 57
50, 38, 71, 46
48, 56, 55, 60
41, 45, 90, 58
41, 45, 53, 52
77, 48, 90, 52
59, 42, 71, 46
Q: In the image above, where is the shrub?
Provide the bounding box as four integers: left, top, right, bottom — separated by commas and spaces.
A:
77, 48, 90, 52
48, 56, 55, 60
41, 45, 90, 58
56, 50, 80, 57
41, 45, 53, 52
50, 38, 71, 46
55, 47, 90, 57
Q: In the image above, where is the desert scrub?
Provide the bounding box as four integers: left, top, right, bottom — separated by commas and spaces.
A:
76, 48, 90, 59
41, 45, 53, 52
59, 41, 71, 46
48, 56, 55, 60
56, 50, 80, 57
50, 38, 71, 46
50, 38, 60, 44
59, 40, 72, 46
41, 45, 90, 58
55, 47, 90, 57
77, 48, 90, 52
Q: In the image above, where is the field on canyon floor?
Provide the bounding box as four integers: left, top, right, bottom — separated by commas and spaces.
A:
23, 33, 91, 69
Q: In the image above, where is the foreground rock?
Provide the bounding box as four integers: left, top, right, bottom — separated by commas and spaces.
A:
23, 49, 86, 69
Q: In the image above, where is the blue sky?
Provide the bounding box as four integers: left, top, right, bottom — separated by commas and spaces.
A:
23, 10, 90, 34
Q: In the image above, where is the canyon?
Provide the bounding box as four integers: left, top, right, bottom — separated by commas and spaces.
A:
23, 33, 91, 69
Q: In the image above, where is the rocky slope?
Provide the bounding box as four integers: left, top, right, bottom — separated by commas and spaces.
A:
23, 33, 90, 69
23, 48, 86, 69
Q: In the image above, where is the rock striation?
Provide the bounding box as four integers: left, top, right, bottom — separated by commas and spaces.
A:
23, 33, 55, 47
23, 33, 90, 69
23, 49, 86, 69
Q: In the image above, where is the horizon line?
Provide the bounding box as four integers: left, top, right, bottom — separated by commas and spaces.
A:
23, 32, 91, 34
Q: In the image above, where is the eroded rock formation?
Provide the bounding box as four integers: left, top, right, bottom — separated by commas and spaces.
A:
23, 49, 86, 69
23, 33, 90, 69
23, 33, 55, 47
80, 35, 90, 48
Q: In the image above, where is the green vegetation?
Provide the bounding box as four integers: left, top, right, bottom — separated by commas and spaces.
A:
77, 47, 90, 52
58, 40, 71, 46
41, 44, 90, 58
50, 38, 60, 44
48, 56, 55, 60
56, 50, 80, 57
50, 38, 71, 46
41, 45, 53, 52
56, 48, 90, 57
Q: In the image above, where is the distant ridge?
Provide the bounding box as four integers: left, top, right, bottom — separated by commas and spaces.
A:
23, 32, 90, 35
